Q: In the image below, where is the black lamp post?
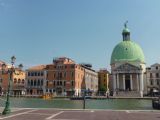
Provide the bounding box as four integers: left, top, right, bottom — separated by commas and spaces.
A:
2, 56, 23, 115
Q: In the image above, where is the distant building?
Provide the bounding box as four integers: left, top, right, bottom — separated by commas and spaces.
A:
81, 64, 98, 96
25, 65, 47, 96
146, 63, 160, 94
98, 69, 110, 94
46, 57, 84, 96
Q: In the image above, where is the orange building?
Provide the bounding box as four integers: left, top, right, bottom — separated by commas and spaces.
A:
46, 57, 84, 96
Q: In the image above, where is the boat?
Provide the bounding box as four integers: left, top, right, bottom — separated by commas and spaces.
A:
70, 96, 91, 100
42, 94, 53, 100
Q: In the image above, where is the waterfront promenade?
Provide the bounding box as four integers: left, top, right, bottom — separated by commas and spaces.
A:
0, 108, 160, 120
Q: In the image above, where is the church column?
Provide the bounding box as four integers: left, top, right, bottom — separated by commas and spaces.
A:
113, 73, 116, 91
123, 74, 125, 90
117, 74, 119, 90
130, 74, 133, 90
139, 72, 144, 98
137, 74, 139, 91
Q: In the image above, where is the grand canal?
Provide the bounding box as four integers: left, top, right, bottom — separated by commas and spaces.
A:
0, 97, 153, 110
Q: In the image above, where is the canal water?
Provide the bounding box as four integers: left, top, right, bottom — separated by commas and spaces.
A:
0, 97, 152, 110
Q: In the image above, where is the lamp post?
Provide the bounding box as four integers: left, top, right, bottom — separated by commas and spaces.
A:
83, 90, 86, 109
2, 56, 23, 115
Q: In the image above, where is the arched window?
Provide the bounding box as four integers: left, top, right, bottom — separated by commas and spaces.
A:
37, 79, 40, 86
41, 79, 43, 86
14, 78, 17, 83
18, 79, 21, 83
34, 80, 36, 86
22, 79, 25, 84
28, 80, 30, 85
31, 80, 33, 86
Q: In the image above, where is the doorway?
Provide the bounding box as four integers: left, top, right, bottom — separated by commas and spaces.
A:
125, 74, 131, 91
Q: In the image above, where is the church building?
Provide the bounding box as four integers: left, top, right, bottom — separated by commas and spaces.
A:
110, 23, 146, 97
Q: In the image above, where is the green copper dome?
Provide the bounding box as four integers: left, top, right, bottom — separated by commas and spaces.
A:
122, 27, 130, 33
111, 40, 145, 64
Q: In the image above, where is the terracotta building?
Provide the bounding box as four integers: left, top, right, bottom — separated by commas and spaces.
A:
46, 57, 84, 96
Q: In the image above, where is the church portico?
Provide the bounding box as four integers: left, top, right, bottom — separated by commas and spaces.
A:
113, 71, 144, 97
114, 72, 142, 91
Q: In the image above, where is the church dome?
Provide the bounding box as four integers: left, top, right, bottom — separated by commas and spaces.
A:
110, 23, 145, 64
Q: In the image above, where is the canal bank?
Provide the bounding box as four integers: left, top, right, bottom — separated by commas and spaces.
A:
0, 97, 153, 110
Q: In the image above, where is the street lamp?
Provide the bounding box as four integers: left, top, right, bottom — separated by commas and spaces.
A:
83, 90, 86, 109
1, 56, 23, 115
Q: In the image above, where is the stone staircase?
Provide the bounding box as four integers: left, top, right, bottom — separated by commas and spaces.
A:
114, 91, 141, 98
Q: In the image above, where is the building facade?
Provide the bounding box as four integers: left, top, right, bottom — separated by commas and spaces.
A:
110, 23, 146, 97
46, 57, 84, 96
98, 69, 110, 94
0, 61, 26, 96
81, 64, 98, 96
146, 63, 160, 95
25, 65, 47, 96
12, 69, 25, 96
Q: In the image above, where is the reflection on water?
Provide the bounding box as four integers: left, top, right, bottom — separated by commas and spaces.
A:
0, 97, 152, 110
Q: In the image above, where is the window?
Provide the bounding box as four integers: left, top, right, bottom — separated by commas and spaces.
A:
28, 72, 30, 76
18, 79, 21, 83
71, 65, 74, 69
150, 80, 153, 85
57, 81, 59, 86
38, 72, 40, 76
31, 72, 34, 76
72, 81, 74, 86
150, 73, 152, 78
31, 80, 33, 86
64, 72, 66, 78
71, 72, 74, 78
156, 66, 158, 70
37, 80, 40, 86
34, 80, 36, 86
14, 78, 17, 83
157, 79, 159, 85
46, 81, 49, 87
41, 72, 44, 76
47, 73, 48, 78
64, 81, 66, 86
156, 73, 159, 78
41, 79, 43, 86
28, 80, 30, 85
60, 81, 62, 85
35, 72, 37, 76
22, 79, 25, 84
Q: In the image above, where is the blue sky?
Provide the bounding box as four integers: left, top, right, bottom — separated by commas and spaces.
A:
0, 0, 160, 70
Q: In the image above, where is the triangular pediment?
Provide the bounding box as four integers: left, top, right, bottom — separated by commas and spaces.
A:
114, 63, 140, 72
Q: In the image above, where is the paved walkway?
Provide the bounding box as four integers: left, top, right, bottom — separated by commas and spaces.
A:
0, 108, 160, 120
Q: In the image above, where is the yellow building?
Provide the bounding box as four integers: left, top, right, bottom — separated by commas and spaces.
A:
12, 69, 26, 96
98, 69, 110, 94
0, 63, 25, 96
